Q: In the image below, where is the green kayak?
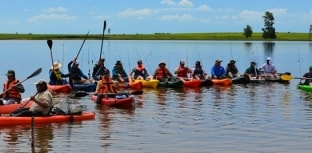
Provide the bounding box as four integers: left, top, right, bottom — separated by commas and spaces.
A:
297, 84, 312, 92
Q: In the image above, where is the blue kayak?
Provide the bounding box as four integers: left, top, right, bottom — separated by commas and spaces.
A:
72, 83, 96, 92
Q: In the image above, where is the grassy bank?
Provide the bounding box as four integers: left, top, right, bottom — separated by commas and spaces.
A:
0, 32, 311, 41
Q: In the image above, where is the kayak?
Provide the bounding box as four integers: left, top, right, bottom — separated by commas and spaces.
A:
232, 75, 249, 84
0, 112, 95, 126
158, 79, 183, 88
72, 83, 96, 92
249, 77, 266, 84
91, 94, 134, 109
297, 84, 312, 92
211, 78, 232, 86
47, 83, 72, 93
113, 81, 143, 90
181, 79, 201, 88
0, 100, 33, 114
200, 79, 213, 87
134, 79, 159, 88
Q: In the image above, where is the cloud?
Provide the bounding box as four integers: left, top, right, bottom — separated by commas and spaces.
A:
159, 14, 195, 21
118, 8, 152, 19
160, 0, 176, 6
28, 7, 77, 23
239, 10, 263, 22
197, 5, 213, 11
178, 0, 194, 7
266, 8, 288, 16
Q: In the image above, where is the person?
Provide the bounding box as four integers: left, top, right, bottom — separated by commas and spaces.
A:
260, 57, 278, 78
112, 60, 129, 82
49, 62, 69, 85
301, 66, 312, 85
244, 61, 261, 78
129, 60, 149, 80
211, 59, 226, 79
153, 61, 173, 81
68, 59, 91, 85
174, 60, 192, 78
192, 61, 209, 80
92, 58, 109, 81
95, 69, 119, 104
226, 60, 239, 78
0, 70, 25, 105
11, 80, 53, 117
95, 69, 117, 94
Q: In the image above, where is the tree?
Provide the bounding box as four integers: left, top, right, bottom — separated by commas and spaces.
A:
243, 25, 253, 38
262, 11, 276, 39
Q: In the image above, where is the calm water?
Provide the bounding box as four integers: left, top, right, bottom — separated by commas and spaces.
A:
0, 40, 312, 153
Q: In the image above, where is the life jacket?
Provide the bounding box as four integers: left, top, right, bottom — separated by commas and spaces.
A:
155, 67, 170, 79
3, 80, 21, 100
176, 66, 189, 78
98, 77, 116, 93
54, 70, 62, 81
134, 65, 147, 79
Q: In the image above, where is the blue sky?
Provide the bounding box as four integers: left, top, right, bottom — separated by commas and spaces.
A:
1, 0, 312, 34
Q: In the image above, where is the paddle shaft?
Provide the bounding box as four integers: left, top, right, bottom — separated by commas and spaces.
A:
99, 20, 107, 60
75, 31, 90, 60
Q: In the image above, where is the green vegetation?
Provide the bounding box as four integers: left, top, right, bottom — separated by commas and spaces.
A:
0, 32, 311, 41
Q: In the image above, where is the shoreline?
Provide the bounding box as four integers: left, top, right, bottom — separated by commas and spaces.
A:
0, 32, 311, 41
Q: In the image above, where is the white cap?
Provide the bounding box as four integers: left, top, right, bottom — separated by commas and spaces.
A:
266, 57, 272, 60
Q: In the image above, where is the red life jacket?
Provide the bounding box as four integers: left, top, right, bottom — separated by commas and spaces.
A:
98, 77, 116, 93
176, 66, 189, 78
3, 80, 21, 100
155, 67, 170, 79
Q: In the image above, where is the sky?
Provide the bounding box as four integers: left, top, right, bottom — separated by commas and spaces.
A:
1, 0, 312, 34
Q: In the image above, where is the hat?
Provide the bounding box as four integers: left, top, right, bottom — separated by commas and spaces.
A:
195, 61, 201, 65
215, 59, 223, 63
180, 60, 185, 65
6, 70, 15, 76
137, 60, 142, 64
230, 60, 236, 64
34, 79, 46, 85
309, 66, 312, 71
51, 62, 62, 70
266, 57, 272, 61
251, 61, 256, 65
159, 60, 166, 65
115, 60, 122, 65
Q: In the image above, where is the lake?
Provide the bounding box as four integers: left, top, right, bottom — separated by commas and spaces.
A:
0, 40, 312, 153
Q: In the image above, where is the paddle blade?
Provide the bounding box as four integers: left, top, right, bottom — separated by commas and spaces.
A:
47, 40, 53, 49
130, 90, 143, 95
26, 68, 42, 79
103, 20, 107, 32
280, 74, 293, 81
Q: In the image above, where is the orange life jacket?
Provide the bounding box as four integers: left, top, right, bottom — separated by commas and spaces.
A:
3, 80, 21, 100
136, 64, 145, 71
98, 77, 116, 93
155, 67, 170, 79
176, 66, 189, 78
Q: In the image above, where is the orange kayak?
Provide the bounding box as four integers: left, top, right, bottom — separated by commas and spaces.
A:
0, 112, 95, 126
180, 78, 201, 88
0, 100, 33, 114
114, 81, 143, 90
47, 83, 72, 93
211, 78, 232, 86
91, 94, 134, 109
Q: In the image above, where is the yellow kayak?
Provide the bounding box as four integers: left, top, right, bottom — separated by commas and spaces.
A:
134, 79, 159, 88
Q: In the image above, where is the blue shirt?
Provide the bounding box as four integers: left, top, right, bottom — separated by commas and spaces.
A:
211, 65, 225, 78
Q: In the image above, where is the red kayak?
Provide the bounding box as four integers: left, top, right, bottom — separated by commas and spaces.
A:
47, 83, 72, 93
0, 99, 33, 114
91, 94, 134, 109
179, 78, 201, 88
211, 78, 232, 86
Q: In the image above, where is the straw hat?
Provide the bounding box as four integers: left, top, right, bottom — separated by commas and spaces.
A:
51, 62, 62, 70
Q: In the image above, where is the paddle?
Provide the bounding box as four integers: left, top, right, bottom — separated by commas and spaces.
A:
280, 74, 312, 81
74, 90, 143, 98
99, 20, 107, 60
75, 31, 90, 60
47, 40, 54, 70
2, 68, 42, 95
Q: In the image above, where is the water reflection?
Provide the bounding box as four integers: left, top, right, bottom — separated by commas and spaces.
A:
263, 42, 275, 57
